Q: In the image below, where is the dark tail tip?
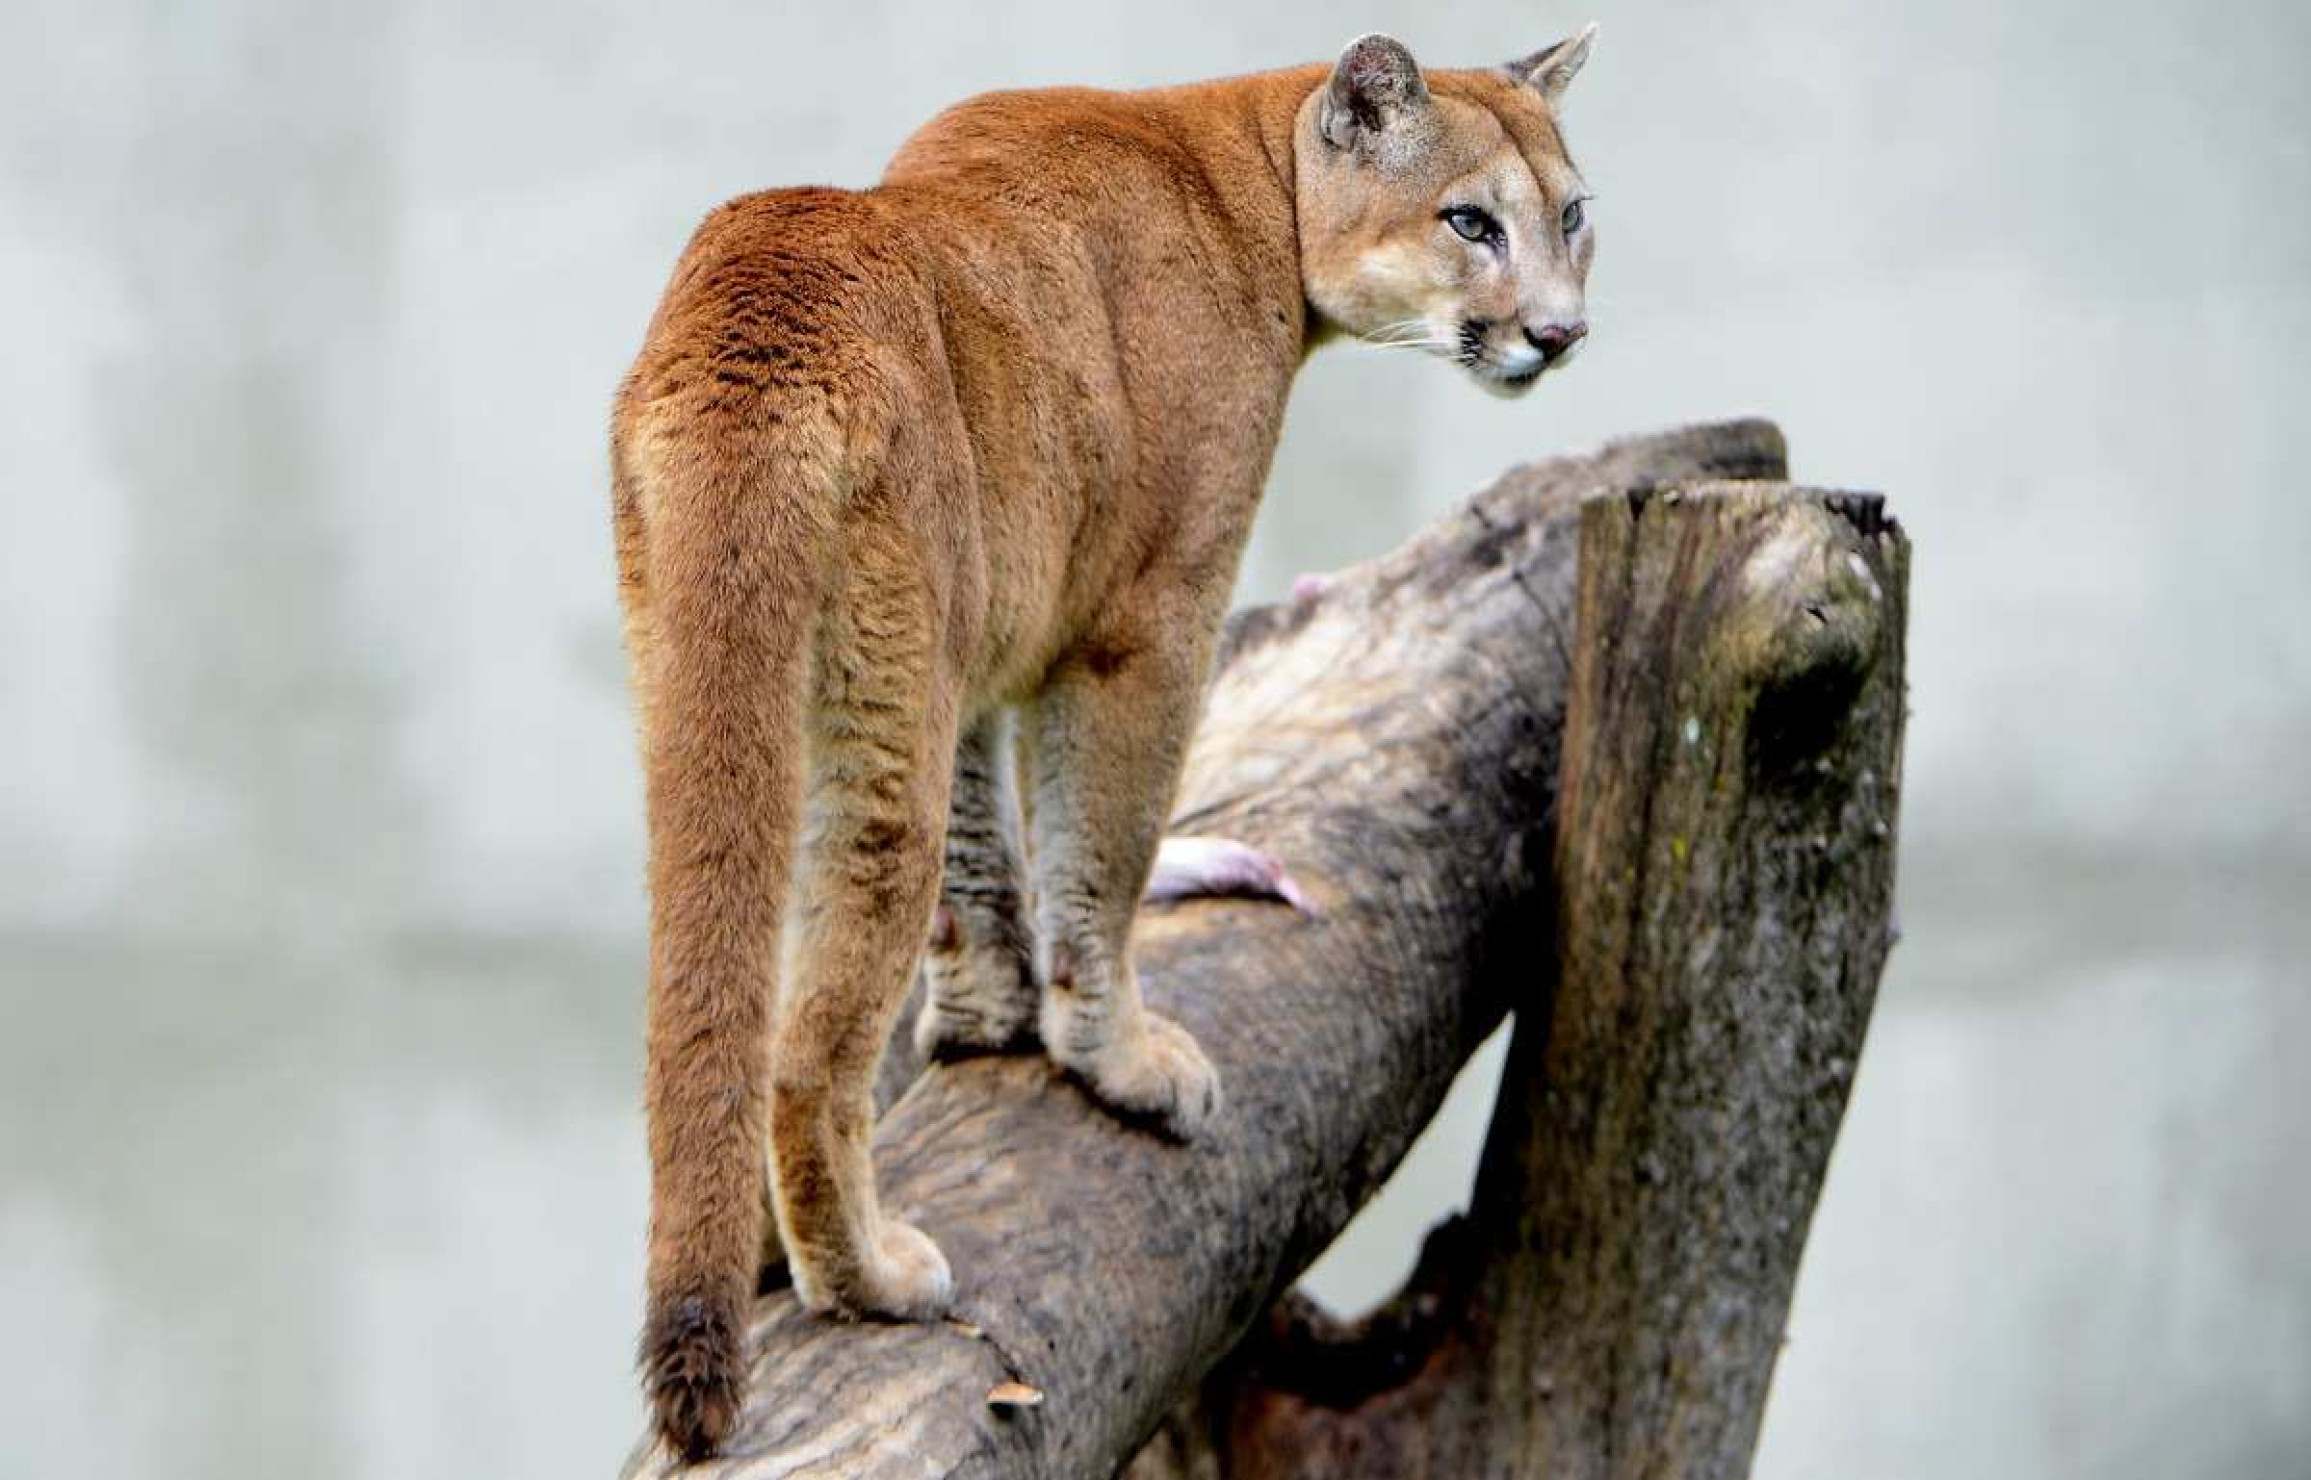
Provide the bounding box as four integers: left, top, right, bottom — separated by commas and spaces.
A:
641, 1291, 746, 1463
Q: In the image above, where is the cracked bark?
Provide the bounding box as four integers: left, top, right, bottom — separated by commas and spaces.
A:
618, 419, 1902, 1480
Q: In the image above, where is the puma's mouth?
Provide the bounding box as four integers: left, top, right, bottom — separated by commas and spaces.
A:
1458, 319, 1553, 397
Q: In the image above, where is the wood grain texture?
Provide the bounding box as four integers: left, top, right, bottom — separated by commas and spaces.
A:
620, 420, 1797, 1480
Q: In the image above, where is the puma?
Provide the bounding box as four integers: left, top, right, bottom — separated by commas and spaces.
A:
611, 28, 1598, 1459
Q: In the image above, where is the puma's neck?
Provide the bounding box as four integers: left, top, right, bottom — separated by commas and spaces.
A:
1146, 65, 1328, 358
888, 66, 1328, 361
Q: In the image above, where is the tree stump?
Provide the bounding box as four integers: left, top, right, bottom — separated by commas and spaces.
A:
618, 420, 1906, 1480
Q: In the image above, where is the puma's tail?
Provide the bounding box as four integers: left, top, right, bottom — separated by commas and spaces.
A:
626, 421, 833, 1461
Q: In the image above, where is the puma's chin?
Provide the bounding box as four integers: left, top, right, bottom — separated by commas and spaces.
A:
1467, 337, 1583, 399
1467, 356, 1549, 399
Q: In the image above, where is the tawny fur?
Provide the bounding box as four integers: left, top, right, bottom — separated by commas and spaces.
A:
612, 31, 1596, 1461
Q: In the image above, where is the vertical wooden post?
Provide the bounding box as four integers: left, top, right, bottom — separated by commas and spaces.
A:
1480, 483, 1908, 1476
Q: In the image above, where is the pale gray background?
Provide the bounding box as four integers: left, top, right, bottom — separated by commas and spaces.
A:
2, 1, 2305, 1476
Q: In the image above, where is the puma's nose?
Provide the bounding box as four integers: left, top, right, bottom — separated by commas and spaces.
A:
1524, 320, 1588, 363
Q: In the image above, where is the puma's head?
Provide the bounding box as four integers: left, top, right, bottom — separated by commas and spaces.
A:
1295, 29, 1597, 397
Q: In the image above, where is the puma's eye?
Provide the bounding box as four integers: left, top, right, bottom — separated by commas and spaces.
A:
1561, 198, 1587, 235
1442, 206, 1499, 244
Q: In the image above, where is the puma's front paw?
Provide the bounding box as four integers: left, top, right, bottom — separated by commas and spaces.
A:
916, 905, 1040, 1059
792, 1219, 954, 1322
910, 952, 1039, 1059
914, 946, 1040, 1059
1054, 1009, 1222, 1141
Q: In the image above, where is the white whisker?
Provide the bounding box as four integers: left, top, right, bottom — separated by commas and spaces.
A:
1359, 317, 1450, 351
1357, 318, 1457, 356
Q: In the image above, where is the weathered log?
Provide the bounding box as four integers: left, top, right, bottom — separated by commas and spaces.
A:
620, 420, 1797, 1479
1126, 484, 1907, 1478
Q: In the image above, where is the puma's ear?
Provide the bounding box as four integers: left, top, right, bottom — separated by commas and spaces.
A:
1504, 22, 1598, 104
1319, 34, 1431, 151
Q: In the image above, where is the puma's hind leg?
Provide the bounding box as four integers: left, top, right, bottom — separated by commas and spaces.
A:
755, 1175, 789, 1290
915, 713, 1041, 1059
1025, 626, 1222, 1139
768, 553, 958, 1321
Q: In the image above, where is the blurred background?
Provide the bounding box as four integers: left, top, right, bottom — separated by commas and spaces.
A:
3, 0, 2305, 1475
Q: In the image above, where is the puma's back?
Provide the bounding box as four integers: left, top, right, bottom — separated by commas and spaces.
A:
614, 30, 1597, 1460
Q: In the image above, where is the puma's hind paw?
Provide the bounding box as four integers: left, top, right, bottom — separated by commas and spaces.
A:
791, 1219, 954, 1322
863, 1221, 955, 1319
757, 1179, 793, 1293
1144, 835, 1315, 914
